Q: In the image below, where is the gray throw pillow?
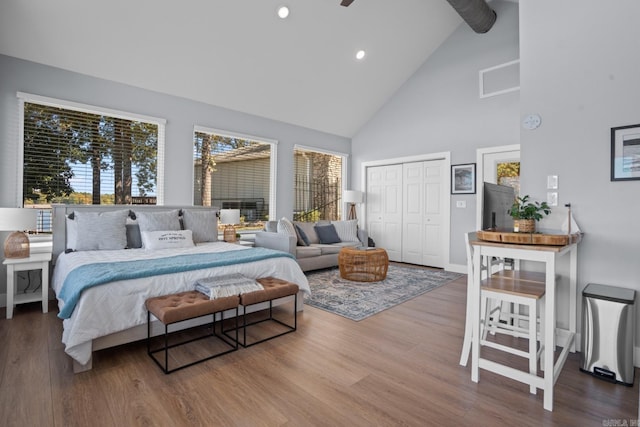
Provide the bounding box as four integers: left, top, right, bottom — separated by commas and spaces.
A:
295, 224, 310, 246
182, 209, 218, 243
72, 210, 129, 251
134, 210, 181, 233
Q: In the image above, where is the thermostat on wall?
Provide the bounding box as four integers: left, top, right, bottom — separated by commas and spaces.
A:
522, 114, 541, 130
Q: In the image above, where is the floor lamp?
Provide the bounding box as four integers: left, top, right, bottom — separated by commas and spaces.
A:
343, 190, 363, 221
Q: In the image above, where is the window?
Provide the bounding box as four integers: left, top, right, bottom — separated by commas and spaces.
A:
294, 146, 345, 222
18, 93, 165, 232
193, 127, 275, 233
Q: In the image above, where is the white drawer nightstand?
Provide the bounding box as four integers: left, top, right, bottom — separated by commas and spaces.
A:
3, 252, 52, 319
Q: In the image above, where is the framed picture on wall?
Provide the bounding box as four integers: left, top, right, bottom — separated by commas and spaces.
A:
451, 163, 476, 194
611, 124, 640, 181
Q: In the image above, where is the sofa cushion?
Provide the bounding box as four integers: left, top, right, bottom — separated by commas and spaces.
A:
315, 224, 341, 244
333, 241, 362, 248
293, 221, 319, 244
295, 246, 322, 259
332, 220, 359, 243
312, 244, 342, 255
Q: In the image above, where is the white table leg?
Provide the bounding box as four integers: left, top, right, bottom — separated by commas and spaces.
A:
543, 256, 556, 411
569, 247, 577, 352
6, 264, 15, 319
471, 248, 482, 383
41, 262, 49, 313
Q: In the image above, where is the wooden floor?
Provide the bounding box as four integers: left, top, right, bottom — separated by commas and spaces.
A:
0, 270, 637, 426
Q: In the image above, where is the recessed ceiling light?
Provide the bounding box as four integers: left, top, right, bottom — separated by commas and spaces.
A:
356, 50, 366, 60
277, 6, 290, 19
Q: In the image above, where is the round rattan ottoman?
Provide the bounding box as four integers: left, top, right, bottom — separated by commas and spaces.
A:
338, 247, 389, 282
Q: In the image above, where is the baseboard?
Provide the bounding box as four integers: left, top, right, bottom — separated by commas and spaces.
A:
446, 263, 467, 274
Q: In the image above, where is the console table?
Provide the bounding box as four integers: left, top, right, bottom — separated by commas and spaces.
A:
469, 236, 580, 411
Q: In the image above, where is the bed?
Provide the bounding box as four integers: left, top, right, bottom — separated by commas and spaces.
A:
51, 204, 309, 373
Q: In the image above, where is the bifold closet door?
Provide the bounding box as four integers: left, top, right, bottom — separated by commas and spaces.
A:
402, 160, 444, 267
366, 164, 403, 262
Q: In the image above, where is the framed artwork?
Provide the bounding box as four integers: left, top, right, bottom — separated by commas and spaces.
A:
611, 124, 640, 181
451, 163, 476, 194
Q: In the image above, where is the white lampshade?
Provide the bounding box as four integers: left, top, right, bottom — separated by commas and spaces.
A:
219, 209, 240, 225
343, 190, 363, 204
0, 208, 37, 232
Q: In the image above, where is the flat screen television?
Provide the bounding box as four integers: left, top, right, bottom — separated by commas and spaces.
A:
482, 182, 516, 231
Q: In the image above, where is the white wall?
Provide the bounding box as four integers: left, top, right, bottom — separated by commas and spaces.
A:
351, 0, 520, 266
0, 54, 350, 297
520, 0, 640, 344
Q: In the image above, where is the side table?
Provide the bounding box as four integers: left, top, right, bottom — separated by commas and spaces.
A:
338, 247, 389, 282
3, 252, 52, 319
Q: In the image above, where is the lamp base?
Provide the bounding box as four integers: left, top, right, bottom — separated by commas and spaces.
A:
4, 231, 30, 258
223, 225, 237, 243
347, 204, 358, 221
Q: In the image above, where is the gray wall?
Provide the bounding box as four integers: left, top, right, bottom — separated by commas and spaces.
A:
0, 54, 350, 296
520, 0, 640, 339
351, 0, 520, 266
0, 54, 349, 212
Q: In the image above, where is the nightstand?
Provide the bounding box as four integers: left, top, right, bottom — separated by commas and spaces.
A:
3, 252, 52, 319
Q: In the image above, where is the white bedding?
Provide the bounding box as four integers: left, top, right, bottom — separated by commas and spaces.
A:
52, 242, 309, 365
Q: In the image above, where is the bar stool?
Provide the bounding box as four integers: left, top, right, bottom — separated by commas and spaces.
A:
479, 274, 545, 394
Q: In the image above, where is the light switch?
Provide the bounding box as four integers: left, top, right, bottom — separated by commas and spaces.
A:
547, 175, 558, 189
456, 201, 466, 208
547, 192, 558, 206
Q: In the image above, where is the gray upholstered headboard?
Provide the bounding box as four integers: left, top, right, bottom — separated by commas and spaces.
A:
51, 204, 219, 264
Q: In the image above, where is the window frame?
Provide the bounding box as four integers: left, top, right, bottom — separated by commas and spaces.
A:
17, 92, 167, 207
293, 144, 349, 221
192, 125, 278, 220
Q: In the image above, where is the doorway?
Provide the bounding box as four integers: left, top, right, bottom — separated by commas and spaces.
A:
476, 145, 521, 229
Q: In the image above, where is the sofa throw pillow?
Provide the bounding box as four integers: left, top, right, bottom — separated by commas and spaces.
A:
134, 209, 181, 233
332, 219, 359, 242
293, 221, 319, 244
314, 224, 341, 244
71, 210, 129, 251
294, 224, 310, 246
141, 230, 195, 250
277, 217, 297, 237
182, 209, 218, 243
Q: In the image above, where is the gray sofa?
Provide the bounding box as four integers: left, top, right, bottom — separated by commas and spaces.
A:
254, 219, 368, 272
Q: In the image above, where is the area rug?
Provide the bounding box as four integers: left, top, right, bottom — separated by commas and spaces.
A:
304, 265, 463, 321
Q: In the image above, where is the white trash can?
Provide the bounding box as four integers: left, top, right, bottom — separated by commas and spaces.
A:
580, 283, 635, 386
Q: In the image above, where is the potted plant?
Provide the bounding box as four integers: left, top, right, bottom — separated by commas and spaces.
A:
508, 195, 551, 233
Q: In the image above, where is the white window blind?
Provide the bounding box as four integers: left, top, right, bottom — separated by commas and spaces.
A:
294, 147, 344, 221
19, 94, 165, 230
193, 129, 273, 225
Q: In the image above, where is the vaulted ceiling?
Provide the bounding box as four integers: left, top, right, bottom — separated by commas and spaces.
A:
0, 0, 467, 137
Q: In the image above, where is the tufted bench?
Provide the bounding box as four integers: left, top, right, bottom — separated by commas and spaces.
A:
226, 277, 299, 347
145, 291, 240, 374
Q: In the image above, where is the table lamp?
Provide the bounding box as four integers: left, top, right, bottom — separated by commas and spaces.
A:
343, 190, 363, 220
219, 209, 240, 242
0, 208, 38, 258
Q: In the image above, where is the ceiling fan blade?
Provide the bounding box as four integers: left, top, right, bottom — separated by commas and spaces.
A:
340, 0, 355, 6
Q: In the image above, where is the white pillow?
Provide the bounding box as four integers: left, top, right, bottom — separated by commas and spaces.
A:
277, 217, 296, 237
141, 230, 195, 250
71, 210, 129, 251
134, 210, 181, 232
182, 209, 218, 243
332, 220, 359, 242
